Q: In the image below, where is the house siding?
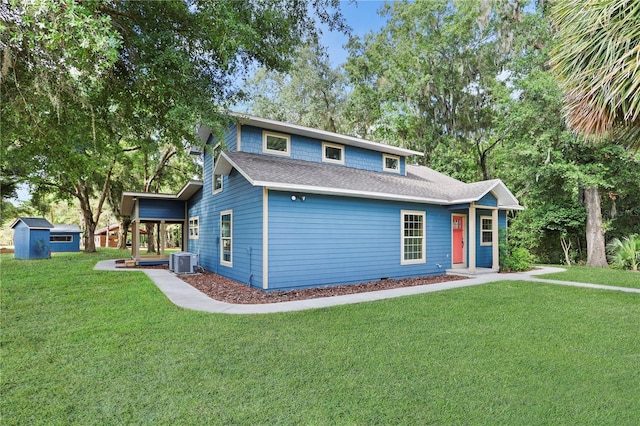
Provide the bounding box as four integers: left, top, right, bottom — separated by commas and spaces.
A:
266, 192, 451, 290
477, 192, 498, 207
237, 124, 406, 174
138, 199, 185, 220
475, 209, 507, 268
188, 150, 264, 287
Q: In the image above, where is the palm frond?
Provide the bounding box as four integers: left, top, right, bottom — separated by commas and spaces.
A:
550, 0, 640, 151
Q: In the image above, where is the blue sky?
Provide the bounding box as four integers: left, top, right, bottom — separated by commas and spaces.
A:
320, 0, 388, 66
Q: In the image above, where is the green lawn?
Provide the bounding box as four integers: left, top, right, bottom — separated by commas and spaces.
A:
537, 265, 640, 289
2, 251, 639, 425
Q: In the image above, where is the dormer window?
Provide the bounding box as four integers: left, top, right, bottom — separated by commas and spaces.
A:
322, 142, 345, 165
263, 131, 290, 156
383, 154, 400, 173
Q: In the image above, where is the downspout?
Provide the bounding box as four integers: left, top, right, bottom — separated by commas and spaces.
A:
246, 246, 252, 287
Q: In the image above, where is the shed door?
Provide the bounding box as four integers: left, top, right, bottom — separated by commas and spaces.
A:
452, 215, 464, 264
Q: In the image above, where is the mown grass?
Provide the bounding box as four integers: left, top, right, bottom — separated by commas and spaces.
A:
537, 265, 640, 289
2, 251, 639, 425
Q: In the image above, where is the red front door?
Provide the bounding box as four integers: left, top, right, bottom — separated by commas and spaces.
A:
453, 215, 464, 264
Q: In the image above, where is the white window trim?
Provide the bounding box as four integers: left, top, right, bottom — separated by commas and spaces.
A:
383, 154, 401, 173
212, 143, 223, 194
322, 142, 345, 165
262, 131, 290, 156
480, 215, 493, 246
188, 216, 199, 240
220, 210, 233, 267
213, 174, 223, 194
50, 235, 73, 243
401, 210, 426, 265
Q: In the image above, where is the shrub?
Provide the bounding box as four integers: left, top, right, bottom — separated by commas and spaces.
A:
499, 229, 533, 272
607, 234, 640, 271
504, 247, 533, 272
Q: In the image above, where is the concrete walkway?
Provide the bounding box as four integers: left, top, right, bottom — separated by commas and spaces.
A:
94, 260, 640, 314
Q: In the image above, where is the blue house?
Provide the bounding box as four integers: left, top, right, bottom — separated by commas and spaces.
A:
121, 113, 522, 290
50, 224, 83, 252
10, 217, 54, 259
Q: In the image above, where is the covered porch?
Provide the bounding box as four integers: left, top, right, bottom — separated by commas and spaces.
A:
120, 181, 202, 265
447, 182, 524, 273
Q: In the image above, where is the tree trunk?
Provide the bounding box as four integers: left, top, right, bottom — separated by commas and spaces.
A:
584, 186, 608, 267
117, 218, 131, 249
146, 222, 155, 253
560, 235, 572, 266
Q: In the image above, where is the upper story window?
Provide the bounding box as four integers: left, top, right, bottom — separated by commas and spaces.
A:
212, 143, 223, 194
322, 142, 345, 165
263, 131, 290, 156
383, 154, 400, 173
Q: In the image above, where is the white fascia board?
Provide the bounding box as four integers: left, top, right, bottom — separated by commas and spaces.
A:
228, 112, 423, 157
176, 180, 203, 200
213, 153, 256, 185
454, 180, 521, 210
254, 181, 449, 204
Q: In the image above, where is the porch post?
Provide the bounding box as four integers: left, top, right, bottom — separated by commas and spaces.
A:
132, 219, 139, 260
469, 202, 476, 273
492, 209, 499, 270
160, 220, 166, 258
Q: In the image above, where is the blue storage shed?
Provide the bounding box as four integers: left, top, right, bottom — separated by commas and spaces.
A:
50, 224, 82, 252
10, 217, 54, 259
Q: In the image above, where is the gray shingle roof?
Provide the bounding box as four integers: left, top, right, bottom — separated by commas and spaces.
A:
51, 224, 82, 233
10, 217, 54, 229
218, 151, 522, 209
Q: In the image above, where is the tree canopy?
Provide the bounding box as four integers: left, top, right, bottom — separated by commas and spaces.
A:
1, 0, 347, 251
550, 0, 640, 150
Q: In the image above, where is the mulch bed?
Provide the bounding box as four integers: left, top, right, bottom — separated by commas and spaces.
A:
177, 269, 469, 304
122, 261, 469, 304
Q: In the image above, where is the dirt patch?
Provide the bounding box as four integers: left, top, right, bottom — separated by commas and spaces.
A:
176, 269, 469, 304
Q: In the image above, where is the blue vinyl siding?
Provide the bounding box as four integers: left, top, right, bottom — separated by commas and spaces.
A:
224, 122, 238, 151
475, 209, 493, 268
138, 199, 185, 220
13, 223, 50, 259
477, 192, 498, 207
188, 147, 264, 287
475, 209, 507, 268
267, 192, 451, 290
50, 232, 81, 252
238, 125, 406, 174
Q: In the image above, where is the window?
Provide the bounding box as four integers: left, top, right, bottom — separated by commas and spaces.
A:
322, 142, 344, 164
50, 235, 72, 242
220, 210, 232, 266
401, 210, 426, 264
212, 143, 223, 194
263, 131, 290, 156
189, 216, 199, 240
481, 216, 493, 246
383, 154, 400, 173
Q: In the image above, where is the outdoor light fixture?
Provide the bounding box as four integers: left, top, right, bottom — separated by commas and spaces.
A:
290, 195, 306, 202
291, 195, 297, 201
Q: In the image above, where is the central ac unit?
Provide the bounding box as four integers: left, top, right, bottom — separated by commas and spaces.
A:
169, 252, 188, 272
173, 252, 198, 274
